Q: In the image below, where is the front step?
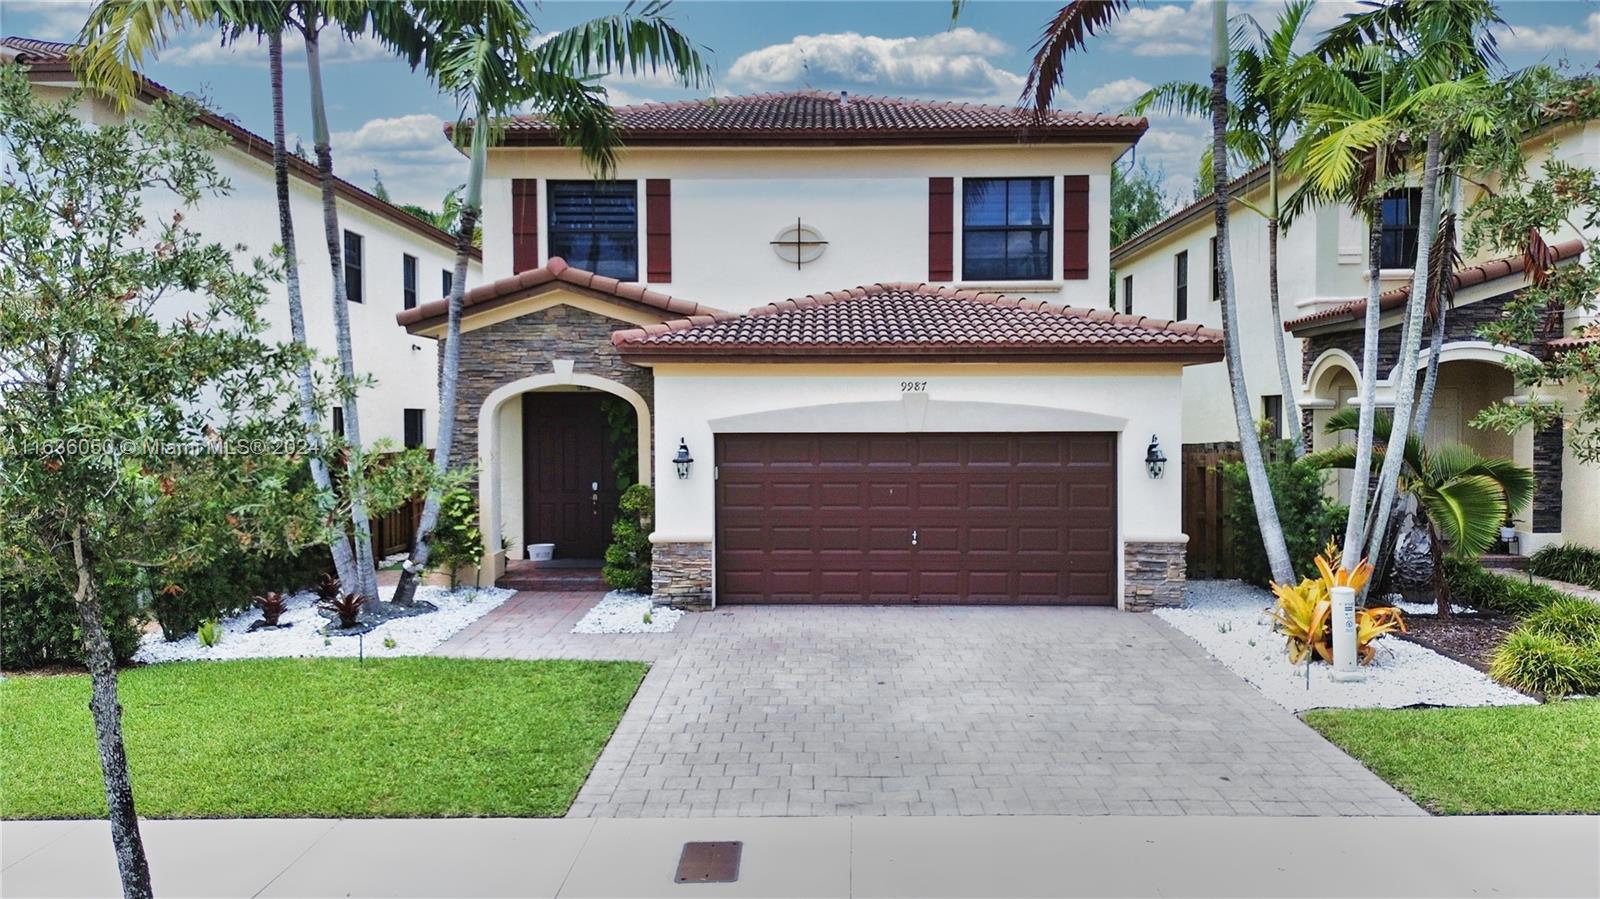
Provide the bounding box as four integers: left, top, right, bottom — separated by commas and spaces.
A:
496, 563, 608, 592
1480, 553, 1529, 571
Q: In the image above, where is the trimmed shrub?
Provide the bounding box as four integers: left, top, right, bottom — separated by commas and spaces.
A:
152, 544, 330, 639
0, 570, 145, 670
1222, 439, 1342, 587
1442, 558, 1568, 616
603, 484, 653, 593
1528, 543, 1600, 591
431, 487, 484, 589
1489, 630, 1600, 698
1523, 597, 1600, 646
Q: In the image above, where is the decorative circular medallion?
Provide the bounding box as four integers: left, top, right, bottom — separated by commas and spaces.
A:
770, 221, 828, 268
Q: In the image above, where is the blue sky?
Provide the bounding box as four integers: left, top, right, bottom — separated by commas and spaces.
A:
6, 0, 1598, 207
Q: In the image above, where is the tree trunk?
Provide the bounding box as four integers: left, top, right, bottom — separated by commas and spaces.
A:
269, 28, 357, 589
392, 126, 486, 606
304, 22, 379, 602
1364, 130, 1444, 570
72, 529, 152, 899
1413, 174, 1458, 440
1267, 156, 1304, 457
1211, 0, 1295, 586
1428, 517, 1451, 618
1341, 177, 1387, 571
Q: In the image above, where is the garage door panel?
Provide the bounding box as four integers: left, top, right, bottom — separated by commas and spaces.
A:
716, 433, 1116, 605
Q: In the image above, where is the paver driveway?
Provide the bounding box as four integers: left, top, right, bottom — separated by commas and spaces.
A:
434, 593, 1420, 818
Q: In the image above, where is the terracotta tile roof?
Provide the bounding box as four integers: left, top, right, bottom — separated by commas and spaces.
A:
1283, 238, 1588, 333
397, 257, 722, 330
1550, 331, 1599, 352
611, 283, 1222, 362
493, 90, 1146, 147
1, 36, 475, 259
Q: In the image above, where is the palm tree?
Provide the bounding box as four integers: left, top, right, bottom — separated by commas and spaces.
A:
77, 0, 366, 592
1310, 407, 1533, 615
1128, 0, 1315, 456
386, 1, 710, 605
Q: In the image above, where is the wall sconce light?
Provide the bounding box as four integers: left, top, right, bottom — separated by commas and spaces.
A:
673, 438, 694, 479
1145, 435, 1167, 479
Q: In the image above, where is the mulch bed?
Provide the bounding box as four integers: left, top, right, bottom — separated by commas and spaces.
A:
1395, 612, 1518, 673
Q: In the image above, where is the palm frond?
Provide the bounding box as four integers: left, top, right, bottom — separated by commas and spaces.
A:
528, 4, 712, 91
1021, 0, 1128, 116
1125, 80, 1210, 119
75, 0, 233, 109
1417, 474, 1508, 558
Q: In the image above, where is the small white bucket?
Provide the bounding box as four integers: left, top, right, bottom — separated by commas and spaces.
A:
527, 543, 555, 562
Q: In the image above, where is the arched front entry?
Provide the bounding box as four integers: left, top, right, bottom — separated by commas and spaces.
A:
476, 369, 652, 571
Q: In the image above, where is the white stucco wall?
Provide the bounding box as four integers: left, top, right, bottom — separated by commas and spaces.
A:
482, 144, 1123, 313
28, 82, 482, 449
646, 361, 1194, 605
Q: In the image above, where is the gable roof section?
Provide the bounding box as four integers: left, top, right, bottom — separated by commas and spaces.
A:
1, 36, 477, 260
1283, 238, 1587, 333
611, 283, 1223, 363
1110, 163, 1271, 265
493, 90, 1147, 147
397, 257, 720, 331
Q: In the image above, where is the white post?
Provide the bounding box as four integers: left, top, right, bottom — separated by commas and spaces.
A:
1330, 585, 1364, 682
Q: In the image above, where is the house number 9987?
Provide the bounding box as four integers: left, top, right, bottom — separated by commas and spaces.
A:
900, 381, 928, 393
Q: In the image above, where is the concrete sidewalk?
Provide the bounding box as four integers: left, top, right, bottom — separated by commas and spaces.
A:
4, 816, 1597, 898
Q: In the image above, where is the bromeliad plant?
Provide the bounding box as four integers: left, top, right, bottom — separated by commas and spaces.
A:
1270, 543, 1406, 665
253, 592, 287, 627
319, 592, 364, 630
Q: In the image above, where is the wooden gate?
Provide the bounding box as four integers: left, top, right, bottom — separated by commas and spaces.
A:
1182, 443, 1242, 580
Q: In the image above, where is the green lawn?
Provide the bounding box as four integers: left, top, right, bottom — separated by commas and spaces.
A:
0, 657, 646, 819
1304, 700, 1600, 814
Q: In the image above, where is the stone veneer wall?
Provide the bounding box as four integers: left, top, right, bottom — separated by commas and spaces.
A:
652, 542, 712, 606
1123, 540, 1187, 611
447, 303, 655, 489
1301, 286, 1564, 532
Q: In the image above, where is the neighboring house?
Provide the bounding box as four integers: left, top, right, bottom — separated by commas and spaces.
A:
400, 91, 1227, 609
1110, 118, 1600, 552
2, 36, 482, 450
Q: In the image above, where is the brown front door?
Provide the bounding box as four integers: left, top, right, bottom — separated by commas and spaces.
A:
715, 433, 1117, 605
523, 393, 615, 559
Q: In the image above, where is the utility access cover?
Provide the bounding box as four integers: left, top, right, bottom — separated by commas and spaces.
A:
675, 841, 742, 883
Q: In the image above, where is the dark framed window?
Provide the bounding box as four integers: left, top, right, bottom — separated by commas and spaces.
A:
342, 230, 364, 303
442, 269, 453, 298
403, 408, 424, 449
1174, 250, 1189, 321
331, 406, 344, 437
1380, 188, 1422, 269
961, 177, 1052, 280
1262, 394, 1284, 440
1122, 274, 1134, 315
1209, 236, 1221, 301
548, 180, 638, 280
402, 254, 418, 309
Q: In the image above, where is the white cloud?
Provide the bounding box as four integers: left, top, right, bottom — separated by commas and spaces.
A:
727, 28, 1024, 103
1072, 77, 1153, 114
330, 114, 467, 209
5, 1, 93, 41
1496, 12, 1600, 55
158, 30, 392, 69
1101, 1, 1213, 58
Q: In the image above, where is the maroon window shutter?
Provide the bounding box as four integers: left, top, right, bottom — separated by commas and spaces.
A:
511, 178, 538, 272
929, 177, 954, 281
646, 179, 672, 282
1062, 175, 1090, 280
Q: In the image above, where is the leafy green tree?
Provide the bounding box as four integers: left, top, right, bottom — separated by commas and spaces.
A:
388, 0, 710, 605
1222, 433, 1342, 588
0, 69, 318, 899
1109, 160, 1168, 247
1310, 407, 1534, 614
603, 484, 655, 592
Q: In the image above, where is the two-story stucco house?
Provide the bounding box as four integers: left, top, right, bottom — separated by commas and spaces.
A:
3, 36, 482, 451
397, 91, 1227, 609
1111, 119, 1600, 552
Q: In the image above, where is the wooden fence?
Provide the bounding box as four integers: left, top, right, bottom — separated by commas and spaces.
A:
369, 495, 423, 560
1182, 443, 1243, 580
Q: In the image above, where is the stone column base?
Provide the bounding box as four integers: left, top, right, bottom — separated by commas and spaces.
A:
651, 541, 713, 608
1123, 538, 1188, 612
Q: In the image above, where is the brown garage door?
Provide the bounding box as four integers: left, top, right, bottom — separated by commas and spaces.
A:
715, 433, 1116, 605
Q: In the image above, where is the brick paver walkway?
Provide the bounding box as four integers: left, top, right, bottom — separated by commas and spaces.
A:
433, 593, 1421, 818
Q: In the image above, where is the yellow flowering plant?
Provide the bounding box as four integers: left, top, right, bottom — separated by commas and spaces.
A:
1269, 542, 1404, 665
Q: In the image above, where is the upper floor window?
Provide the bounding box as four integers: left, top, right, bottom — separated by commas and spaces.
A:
1209, 236, 1221, 301
1122, 275, 1134, 315
1174, 250, 1189, 321
402, 253, 418, 309
1262, 394, 1284, 440
343, 230, 364, 303
962, 177, 1052, 280
548, 180, 638, 281
1380, 188, 1421, 269
442, 269, 454, 298
403, 409, 424, 449
331, 406, 344, 437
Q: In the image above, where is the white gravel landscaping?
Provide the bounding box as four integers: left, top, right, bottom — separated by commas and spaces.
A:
133, 584, 513, 664
1156, 580, 1534, 712
571, 590, 683, 634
